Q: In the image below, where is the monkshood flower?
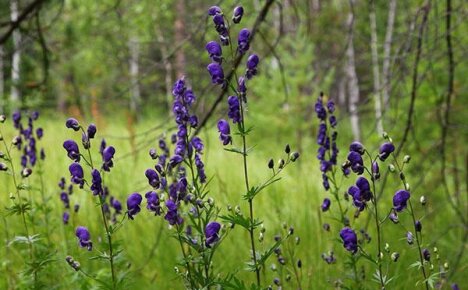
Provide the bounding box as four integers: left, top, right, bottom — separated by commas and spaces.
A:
349, 141, 365, 155
208, 5, 221, 15
393, 190, 410, 212
145, 191, 161, 215
207, 63, 224, 85
110, 196, 122, 214
406, 231, 414, 245
321, 198, 331, 212
217, 119, 232, 145
145, 169, 160, 188
63, 212, 70, 224
165, 199, 183, 226
232, 6, 244, 24
127, 192, 142, 220
206, 41, 222, 64
422, 248, 430, 261
75, 226, 92, 250
102, 146, 116, 171
69, 162, 84, 188
347, 177, 373, 211
346, 151, 364, 175
90, 169, 103, 195
36, 128, 43, 139
191, 137, 204, 153
372, 161, 380, 180
238, 77, 247, 101
208, 7, 229, 46
60, 191, 70, 208
205, 221, 221, 248
238, 28, 250, 54
59, 177, 66, 189
87, 124, 97, 139
227, 95, 242, 123
63, 140, 80, 162
12, 111, 21, 129
379, 142, 395, 161
195, 154, 206, 183
66, 118, 80, 131
246, 54, 259, 79
415, 220, 422, 232
340, 227, 358, 253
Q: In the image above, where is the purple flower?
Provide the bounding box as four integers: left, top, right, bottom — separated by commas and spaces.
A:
451, 284, 459, 290
327, 100, 335, 113
322, 173, 330, 190
315, 99, 327, 121
75, 226, 92, 250
90, 169, 103, 195
145, 191, 161, 215
347, 151, 364, 175
389, 211, 399, 223
217, 119, 232, 145
415, 220, 422, 232
191, 137, 204, 153
145, 169, 160, 188
206, 41, 222, 64
69, 163, 84, 188
126, 193, 143, 220
379, 142, 395, 161
63, 140, 80, 162
12, 111, 21, 128
207, 63, 224, 85
349, 142, 365, 155
340, 227, 358, 253
321, 198, 331, 212
356, 177, 372, 201
406, 231, 414, 244
232, 6, 244, 24
237, 29, 250, 54
165, 199, 183, 225
238, 77, 247, 100
372, 161, 380, 180
208, 6, 222, 16
246, 54, 259, 79
422, 248, 430, 261
205, 221, 221, 247
36, 128, 43, 139
195, 153, 206, 183
60, 192, 70, 208
66, 118, 80, 131
87, 124, 97, 139
102, 146, 116, 171
227, 96, 242, 123
63, 212, 70, 225
110, 197, 122, 214
393, 190, 410, 212
58, 177, 66, 190
169, 155, 183, 168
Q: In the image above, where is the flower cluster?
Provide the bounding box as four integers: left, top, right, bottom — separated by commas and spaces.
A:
58, 177, 78, 225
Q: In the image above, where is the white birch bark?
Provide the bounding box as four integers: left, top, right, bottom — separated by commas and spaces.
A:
128, 35, 141, 115
0, 45, 4, 113
369, 0, 383, 135
382, 0, 396, 109
10, 0, 21, 105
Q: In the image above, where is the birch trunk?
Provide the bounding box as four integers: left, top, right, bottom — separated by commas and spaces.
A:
10, 0, 21, 106
382, 0, 396, 109
128, 35, 141, 116
0, 45, 4, 113
369, 0, 383, 135
174, 0, 185, 77
346, 0, 361, 141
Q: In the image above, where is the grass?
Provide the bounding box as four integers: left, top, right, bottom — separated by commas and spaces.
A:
0, 110, 465, 289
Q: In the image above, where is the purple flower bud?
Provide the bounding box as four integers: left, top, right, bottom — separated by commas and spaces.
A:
322, 173, 330, 190
165, 199, 183, 225
74, 204, 80, 213
422, 248, 430, 261
207, 63, 224, 85
59, 177, 66, 190
75, 226, 92, 250
145, 169, 160, 188
379, 142, 395, 161
321, 198, 331, 212
340, 227, 358, 253
238, 29, 250, 54
246, 54, 259, 79
102, 146, 116, 171
110, 197, 122, 214
347, 151, 364, 175
90, 169, 103, 195
406, 231, 414, 244
145, 191, 161, 215
66, 118, 80, 131
389, 211, 399, 224
238, 77, 247, 100
227, 96, 242, 123
208, 6, 222, 16
126, 193, 142, 220
372, 161, 380, 180
191, 137, 204, 153
206, 41, 222, 64
87, 124, 97, 139
36, 128, 43, 139
60, 192, 70, 208
63, 212, 70, 224
205, 221, 221, 248
63, 140, 80, 162
415, 220, 422, 232
69, 163, 84, 188
169, 155, 183, 168
327, 100, 335, 113
451, 284, 459, 290
31, 111, 39, 120
349, 142, 365, 155
217, 119, 232, 145
232, 6, 244, 24
393, 190, 410, 212
12, 111, 21, 128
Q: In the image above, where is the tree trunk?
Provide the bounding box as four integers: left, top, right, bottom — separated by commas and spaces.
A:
128, 35, 141, 117
0, 45, 4, 113
10, 0, 21, 107
346, 0, 361, 141
369, 0, 383, 135
174, 0, 185, 77
382, 0, 396, 110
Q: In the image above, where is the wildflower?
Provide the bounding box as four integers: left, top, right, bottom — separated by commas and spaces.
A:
145, 191, 161, 215
349, 142, 365, 155
36, 128, 43, 139
110, 197, 122, 214
205, 221, 221, 248
75, 226, 92, 250
12, 111, 21, 128
205, 41, 222, 64
208, 6, 221, 15
63, 212, 70, 225
90, 169, 103, 195
126, 193, 143, 220
69, 163, 84, 188
238, 29, 250, 54
422, 248, 430, 261
451, 284, 459, 290
393, 190, 410, 212
415, 220, 422, 232
340, 227, 358, 253
102, 146, 116, 171
389, 211, 399, 224
145, 169, 160, 188
227, 96, 242, 123
191, 137, 204, 153
66, 118, 80, 131
321, 198, 331, 212
87, 124, 97, 139
207, 63, 224, 85
165, 199, 183, 225
379, 142, 395, 161
232, 6, 244, 23
63, 140, 80, 162
406, 231, 414, 245
246, 54, 259, 79
217, 119, 232, 145
238, 76, 247, 101
372, 161, 380, 180
347, 151, 364, 175
195, 154, 206, 183
60, 192, 70, 208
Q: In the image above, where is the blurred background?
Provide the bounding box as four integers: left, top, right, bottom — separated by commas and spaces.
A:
0, 0, 466, 289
